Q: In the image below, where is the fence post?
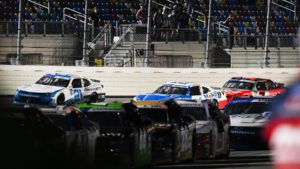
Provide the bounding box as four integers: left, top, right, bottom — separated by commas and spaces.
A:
61, 20, 64, 37
43, 22, 46, 37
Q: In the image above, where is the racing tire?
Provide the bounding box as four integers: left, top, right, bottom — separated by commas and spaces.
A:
89, 92, 98, 103
209, 131, 215, 159
171, 134, 178, 164
187, 131, 197, 163
57, 94, 65, 105
213, 100, 219, 108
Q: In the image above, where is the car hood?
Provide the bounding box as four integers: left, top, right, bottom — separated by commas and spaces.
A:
230, 112, 271, 127
135, 93, 183, 101
18, 84, 64, 94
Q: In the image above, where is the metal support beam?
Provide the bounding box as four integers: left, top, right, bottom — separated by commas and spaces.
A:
82, 0, 88, 64
16, 0, 22, 65
205, 0, 212, 68
145, 0, 152, 67
264, 0, 271, 67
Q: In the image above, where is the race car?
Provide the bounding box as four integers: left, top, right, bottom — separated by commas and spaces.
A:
14, 73, 105, 106
223, 96, 273, 149
176, 100, 230, 159
222, 77, 284, 103
76, 102, 153, 169
134, 82, 228, 109
4, 106, 100, 169
134, 100, 197, 164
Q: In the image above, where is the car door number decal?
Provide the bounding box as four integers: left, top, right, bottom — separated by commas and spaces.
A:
74, 89, 82, 101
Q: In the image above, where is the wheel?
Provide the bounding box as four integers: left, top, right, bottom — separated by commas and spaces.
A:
213, 100, 219, 108
56, 94, 65, 105
209, 131, 215, 159
187, 131, 197, 163
89, 92, 98, 103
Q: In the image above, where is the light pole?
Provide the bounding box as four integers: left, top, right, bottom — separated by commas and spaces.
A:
264, 0, 271, 67
145, 0, 152, 67
82, 0, 88, 65
205, 0, 212, 68
16, 0, 23, 65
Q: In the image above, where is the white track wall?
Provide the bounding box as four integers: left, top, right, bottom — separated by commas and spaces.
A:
0, 65, 298, 96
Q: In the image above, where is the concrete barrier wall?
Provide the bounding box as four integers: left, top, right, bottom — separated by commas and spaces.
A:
0, 65, 298, 96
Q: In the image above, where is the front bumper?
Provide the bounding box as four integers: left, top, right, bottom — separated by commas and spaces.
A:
229, 126, 268, 150
14, 92, 54, 106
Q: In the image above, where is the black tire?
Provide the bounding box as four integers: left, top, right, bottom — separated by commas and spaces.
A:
209, 131, 214, 159
89, 92, 98, 103
57, 94, 65, 105
187, 131, 197, 163
213, 100, 219, 108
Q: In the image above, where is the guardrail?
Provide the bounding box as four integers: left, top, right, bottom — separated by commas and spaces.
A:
0, 65, 297, 96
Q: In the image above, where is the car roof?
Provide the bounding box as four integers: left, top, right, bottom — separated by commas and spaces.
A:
229, 77, 269, 82
45, 73, 78, 79
161, 81, 198, 88
227, 96, 273, 105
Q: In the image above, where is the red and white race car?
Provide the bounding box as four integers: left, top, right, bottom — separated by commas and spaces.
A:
222, 77, 285, 102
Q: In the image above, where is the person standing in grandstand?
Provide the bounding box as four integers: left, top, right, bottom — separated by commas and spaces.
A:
161, 6, 170, 40
89, 5, 100, 36
178, 8, 190, 41
136, 4, 147, 24
168, 9, 177, 40
223, 13, 235, 49
153, 8, 163, 40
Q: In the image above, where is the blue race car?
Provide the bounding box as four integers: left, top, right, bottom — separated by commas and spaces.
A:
223, 97, 273, 150
133, 82, 228, 109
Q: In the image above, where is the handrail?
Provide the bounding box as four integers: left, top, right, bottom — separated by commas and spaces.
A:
104, 24, 134, 60
28, 0, 50, 13
63, 7, 93, 26
215, 21, 229, 33
87, 25, 109, 57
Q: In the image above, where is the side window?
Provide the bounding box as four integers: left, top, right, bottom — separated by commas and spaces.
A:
72, 79, 82, 88
190, 86, 201, 95
266, 81, 276, 90
202, 87, 210, 94
83, 79, 91, 87
256, 82, 267, 90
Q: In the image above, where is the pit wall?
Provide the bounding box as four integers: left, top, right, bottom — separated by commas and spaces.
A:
0, 65, 298, 96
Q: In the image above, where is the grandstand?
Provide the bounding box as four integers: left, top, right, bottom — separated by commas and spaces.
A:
0, 0, 299, 67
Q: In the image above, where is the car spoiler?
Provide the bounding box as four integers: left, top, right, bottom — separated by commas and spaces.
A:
275, 82, 284, 88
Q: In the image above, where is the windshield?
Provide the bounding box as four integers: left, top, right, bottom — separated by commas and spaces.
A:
181, 107, 207, 120
223, 81, 254, 90
88, 111, 122, 127
36, 76, 70, 87
154, 86, 187, 95
224, 102, 271, 115
139, 108, 169, 123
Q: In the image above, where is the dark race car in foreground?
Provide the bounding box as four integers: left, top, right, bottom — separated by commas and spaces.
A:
134, 100, 197, 164
224, 97, 273, 150
0, 106, 99, 169
76, 102, 153, 169
176, 100, 230, 159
